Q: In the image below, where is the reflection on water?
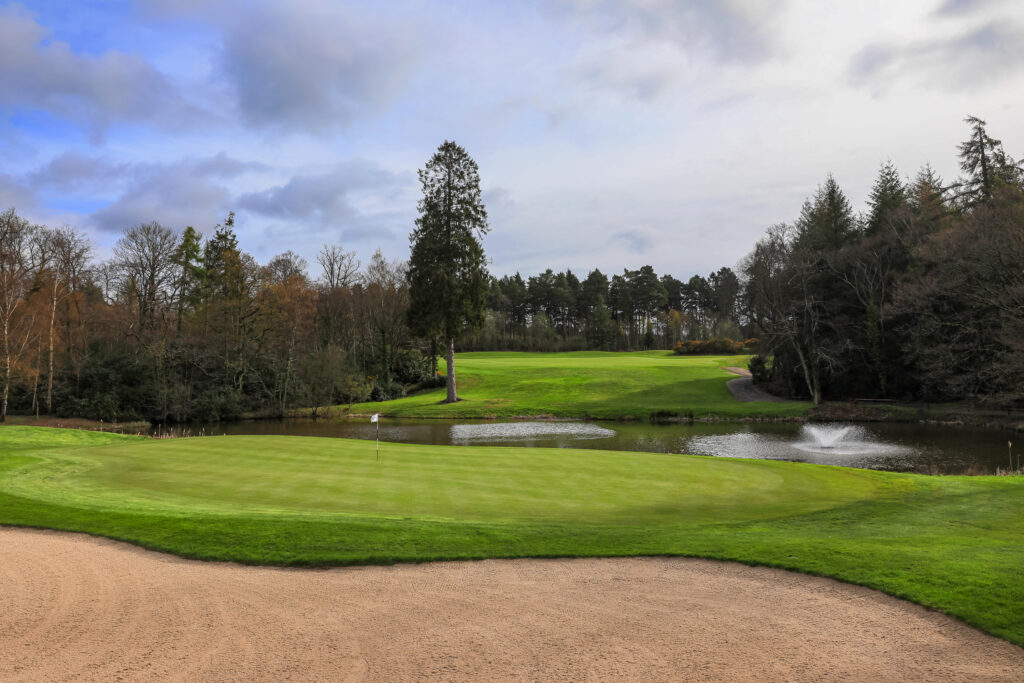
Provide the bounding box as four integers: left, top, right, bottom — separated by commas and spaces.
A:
451, 422, 616, 443
171, 418, 1010, 475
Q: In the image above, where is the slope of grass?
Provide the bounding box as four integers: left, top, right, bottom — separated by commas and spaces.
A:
348, 351, 810, 419
1, 426, 1022, 646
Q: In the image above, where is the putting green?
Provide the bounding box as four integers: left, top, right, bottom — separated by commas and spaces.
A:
1, 433, 879, 523
347, 351, 810, 418
1, 426, 1023, 648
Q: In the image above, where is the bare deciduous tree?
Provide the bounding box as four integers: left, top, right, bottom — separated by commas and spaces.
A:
317, 245, 360, 289
113, 222, 179, 332
0, 209, 40, 421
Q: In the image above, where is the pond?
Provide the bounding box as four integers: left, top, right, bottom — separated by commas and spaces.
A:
162, 418, 1015, 475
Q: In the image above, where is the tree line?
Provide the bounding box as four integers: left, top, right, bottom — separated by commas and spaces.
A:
0, 211, 441, 423
3, 116, 1018, 423
0, 211, 742, 423
741, 116, 1024, 406
463, 265, 743, 352
0, 136, 747, 423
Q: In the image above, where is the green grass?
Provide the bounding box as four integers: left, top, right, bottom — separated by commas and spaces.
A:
1, 426, 1022, 646
348, 351, 810, 419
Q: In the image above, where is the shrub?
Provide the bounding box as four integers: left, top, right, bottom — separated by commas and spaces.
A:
370, 380, 406, 402
57, 393, 124, 422
337, 376, 372, 404
191, 388, 244, 422
391, 348, 436, 385
749, 355, 772, 385
673, 337, 744, 355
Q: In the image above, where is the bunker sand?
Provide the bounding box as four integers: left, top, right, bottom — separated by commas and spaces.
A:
2, 528, 1022, 681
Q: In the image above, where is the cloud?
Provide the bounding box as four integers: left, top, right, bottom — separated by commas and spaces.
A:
237, 160, 401, 225
84, 154, 264, 233
553, 0, 783, 101
189, 152, 269, 177
610, 229, 653, 253
24, 149, 407, 254
482, 187, 514, 218
573, 40, 686, 101
0, 4, 205, 140
932, 0, 1003, 17
216, 2, 417, 132
848, 21, 1024, 91
29, 153, 130, 193
0, 173, 38, 213
557, 0, 781, 64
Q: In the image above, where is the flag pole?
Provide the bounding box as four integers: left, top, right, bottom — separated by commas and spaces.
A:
372, 413, 380, 461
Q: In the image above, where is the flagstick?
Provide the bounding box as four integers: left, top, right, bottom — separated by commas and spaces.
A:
376, 420, 380, 461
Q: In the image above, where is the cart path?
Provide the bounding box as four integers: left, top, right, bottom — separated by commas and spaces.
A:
2, 527, 1022, 682
723, 366, 794, 403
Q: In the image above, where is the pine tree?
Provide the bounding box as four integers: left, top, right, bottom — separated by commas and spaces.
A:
172, 226, 205, 326
406, 140, 489, 403
953, 116, 1021, 208
794, 174, 857, 252
865, 161, 907, 237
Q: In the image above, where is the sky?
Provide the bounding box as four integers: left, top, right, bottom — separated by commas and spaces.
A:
2, 0, 1024, 280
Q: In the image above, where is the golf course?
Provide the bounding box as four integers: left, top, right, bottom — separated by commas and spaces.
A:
2, 425, 1023, 647
348, 351, 811, 419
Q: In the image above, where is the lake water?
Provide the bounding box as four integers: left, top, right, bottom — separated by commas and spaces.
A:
162, 418, 1016, 475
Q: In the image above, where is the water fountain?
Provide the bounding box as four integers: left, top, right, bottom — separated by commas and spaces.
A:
802, 425, 852, 450
791, 424, 906, 457
687, 423, 912, 468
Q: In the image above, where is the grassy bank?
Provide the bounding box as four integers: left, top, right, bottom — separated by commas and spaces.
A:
1, 426, 1022, 646
0, 415, 151, 432
347, 351, 810, 419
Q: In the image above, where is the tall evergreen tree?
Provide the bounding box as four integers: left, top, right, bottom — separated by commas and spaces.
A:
865, 161, 907, 237
579, 269, 609, 316
503, 273, 529, 330
953, 116, 1021, 208
708, 267, 740, 325
172, 226, 204, 326
794, 174, 857, 252
406, 140, 489, 403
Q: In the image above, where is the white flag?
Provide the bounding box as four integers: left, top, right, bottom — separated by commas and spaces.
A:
370, 413, 379, 423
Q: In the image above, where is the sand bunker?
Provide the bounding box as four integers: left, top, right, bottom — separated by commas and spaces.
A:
2, 527, 1022, 681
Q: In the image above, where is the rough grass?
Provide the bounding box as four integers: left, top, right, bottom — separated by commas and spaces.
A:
1, 426, 1022, 647
348, 351, 810, 419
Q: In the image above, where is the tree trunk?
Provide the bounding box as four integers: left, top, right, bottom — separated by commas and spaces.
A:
444, 337, 458, 403
792, 341, 821, 405
282, 325, 296, 417
47, 282, 56, 413
1, 316, 9, 422
865, 303, 886, 396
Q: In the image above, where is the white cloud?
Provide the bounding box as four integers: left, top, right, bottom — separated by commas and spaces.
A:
0, 4, 206, 140
216, 2, 418, 133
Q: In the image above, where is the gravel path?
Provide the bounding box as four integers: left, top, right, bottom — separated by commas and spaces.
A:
2, 527, 1022, 681
723, 366, 793, 403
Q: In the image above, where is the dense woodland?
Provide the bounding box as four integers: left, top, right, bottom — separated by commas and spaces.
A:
0, 116, 1021, 423
0, 207, 744, 423
744, 117, 1023, 406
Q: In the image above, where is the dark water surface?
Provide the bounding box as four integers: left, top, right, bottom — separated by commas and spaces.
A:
166, 418, 1014, 475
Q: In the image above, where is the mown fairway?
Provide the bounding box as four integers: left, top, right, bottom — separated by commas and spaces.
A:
1, 426, 1023, 646
349, 351, 809, 418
